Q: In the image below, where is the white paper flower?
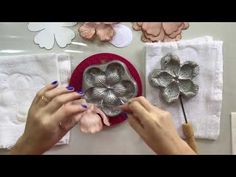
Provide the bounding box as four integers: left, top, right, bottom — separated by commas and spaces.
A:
109, 24, 133, 48
28, 22, 77, 49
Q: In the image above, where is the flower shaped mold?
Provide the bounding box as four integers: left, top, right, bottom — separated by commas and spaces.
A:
149, 53, 199, 103
83, 61, 138, 117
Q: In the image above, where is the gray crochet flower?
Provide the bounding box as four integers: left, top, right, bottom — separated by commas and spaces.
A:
149, 53, 199, 103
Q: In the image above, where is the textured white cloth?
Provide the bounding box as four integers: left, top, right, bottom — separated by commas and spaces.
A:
0, 53, 71, 149
231, 112, 236, 154
145, 36, 223, 140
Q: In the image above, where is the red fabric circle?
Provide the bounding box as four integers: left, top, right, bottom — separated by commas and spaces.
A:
69, 53, 142, 126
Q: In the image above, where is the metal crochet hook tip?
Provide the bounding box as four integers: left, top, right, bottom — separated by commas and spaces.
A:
119, 98, 126, 105
179, 95, 188, 124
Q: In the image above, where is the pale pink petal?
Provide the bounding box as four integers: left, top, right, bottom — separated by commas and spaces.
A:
132, 22, 142, 31
94, 106, 110, 126
162, 22, 182, 35
141, 33, 152, 42
96, 24, 114, 41
78, 22, 96, 40
144, 27, 165, 42
141, 22, 162, 36
182, 22, 190, 30
168, 23, 184, 39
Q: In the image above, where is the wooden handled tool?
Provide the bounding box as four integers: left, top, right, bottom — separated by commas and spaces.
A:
179, 95, 198, 153
182, 123, 198, 153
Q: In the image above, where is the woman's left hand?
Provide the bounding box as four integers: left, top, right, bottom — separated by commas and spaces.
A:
10, 81, 87, 154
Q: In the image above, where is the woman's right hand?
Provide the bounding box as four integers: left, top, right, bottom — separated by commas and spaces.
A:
121, 96, 196, 155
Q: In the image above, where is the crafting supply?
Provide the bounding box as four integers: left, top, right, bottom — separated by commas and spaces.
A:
0, 53, 71, 149
69, 53, 142, 126
83, 60, 138, 117
145, 36, 223, 140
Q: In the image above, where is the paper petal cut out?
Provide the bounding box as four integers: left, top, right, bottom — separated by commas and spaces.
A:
28, 22, 77, 49
110, 24, 133, 48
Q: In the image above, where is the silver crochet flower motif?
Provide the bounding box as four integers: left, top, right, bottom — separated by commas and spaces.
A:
149, 53, 199, 103
83, 61, 137, 117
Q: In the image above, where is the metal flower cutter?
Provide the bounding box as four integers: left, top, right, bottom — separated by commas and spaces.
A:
149, 53, 199, 153
82, 60, 138, 117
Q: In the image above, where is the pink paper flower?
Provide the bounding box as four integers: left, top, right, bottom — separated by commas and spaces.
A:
77, 104, 110, 134
133, 22, 189, 42
78, 22, 119, 42
70, 98, 110, 134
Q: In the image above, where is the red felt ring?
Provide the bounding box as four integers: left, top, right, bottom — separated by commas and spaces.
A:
69, 53, 142, 126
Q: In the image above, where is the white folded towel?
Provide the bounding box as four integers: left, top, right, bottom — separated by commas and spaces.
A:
0, 53, 71, 149
145, 36, 223, 140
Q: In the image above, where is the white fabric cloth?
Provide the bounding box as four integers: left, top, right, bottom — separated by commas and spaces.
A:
145, 36, 223, 140
231, 112, 236, 154
0, 53, 71, 149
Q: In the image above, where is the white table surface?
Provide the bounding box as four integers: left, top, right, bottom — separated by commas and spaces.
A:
0, 22, 235, 154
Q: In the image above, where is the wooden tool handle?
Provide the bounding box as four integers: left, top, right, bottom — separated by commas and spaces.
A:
182, 123, 198, 153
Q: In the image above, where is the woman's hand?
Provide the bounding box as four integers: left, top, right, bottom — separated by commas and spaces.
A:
10, 81, 87, 154
121, 96, 196, 155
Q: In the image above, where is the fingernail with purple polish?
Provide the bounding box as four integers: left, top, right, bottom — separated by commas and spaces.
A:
51, 81, 58, 85
77, 90, 83, 94
66, 86, 74, 90
81, 104, 87, 109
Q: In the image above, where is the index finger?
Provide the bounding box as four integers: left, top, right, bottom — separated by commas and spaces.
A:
128, 101, 150, 126
53, 103, 87, 123
128, 96, 154, 112
119, 96, 154, 113
119, 103, 132, 113
46, 92, 83, 113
